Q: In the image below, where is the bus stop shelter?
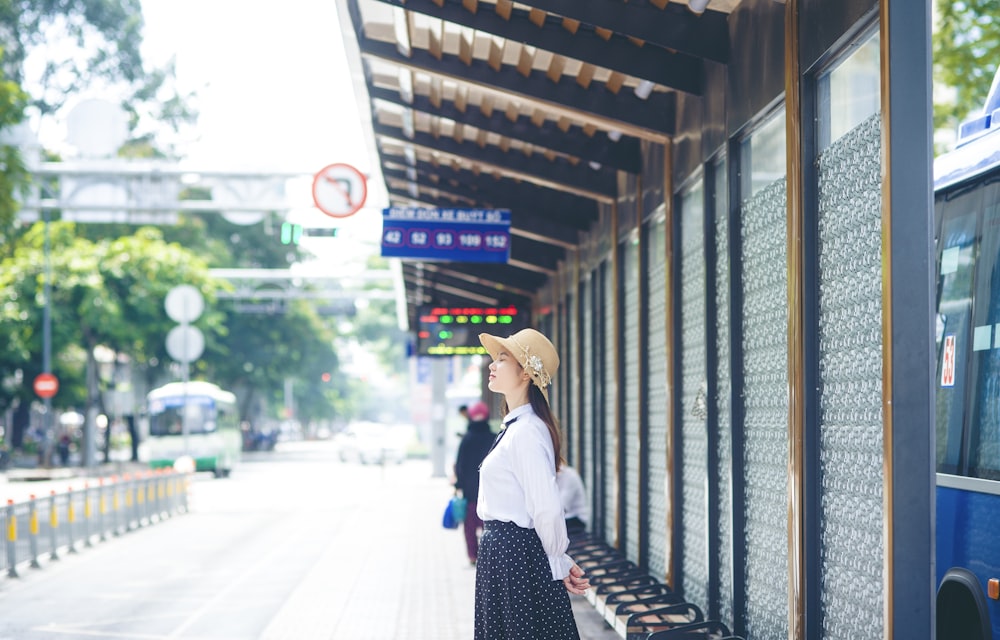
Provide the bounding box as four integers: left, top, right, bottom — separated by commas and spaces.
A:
336, 0, 934, 637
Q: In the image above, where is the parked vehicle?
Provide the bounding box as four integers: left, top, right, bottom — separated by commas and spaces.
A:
335, 422, 410, 465
933, 64, 1000, 638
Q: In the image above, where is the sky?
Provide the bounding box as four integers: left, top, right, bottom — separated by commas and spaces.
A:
136, 0, 386, 251
139, 0, 369, 174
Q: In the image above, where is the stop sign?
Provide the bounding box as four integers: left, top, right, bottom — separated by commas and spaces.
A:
33, 373, 59, 399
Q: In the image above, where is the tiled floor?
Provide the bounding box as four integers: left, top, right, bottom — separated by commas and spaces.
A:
258, 462, 618, 639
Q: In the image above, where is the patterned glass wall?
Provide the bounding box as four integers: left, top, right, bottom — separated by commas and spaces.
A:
623, 238, 641, 562
603, 260, 619, 544
645, 213, 669, 579
558, 290, 572, 463
567, 281, 581, 468
740, 178, 789, 639
680, 182, 709, 611
816, 114, 884, 638
713, 160, 735, 628
582, 276, 596, 518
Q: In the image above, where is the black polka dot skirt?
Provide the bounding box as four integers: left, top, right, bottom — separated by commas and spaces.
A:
475, 520, 580, 640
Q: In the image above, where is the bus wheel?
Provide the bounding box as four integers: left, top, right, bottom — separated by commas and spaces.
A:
937, 567, 992, 640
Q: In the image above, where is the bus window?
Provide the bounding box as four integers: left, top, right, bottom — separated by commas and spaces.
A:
966, 182, 1000, 480
150, 404, 215, 436
936, 189, 980, 475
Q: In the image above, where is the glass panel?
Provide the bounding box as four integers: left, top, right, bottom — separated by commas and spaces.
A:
934, 191, 980, 474
712, 155, 735, 629
817, 30, 880, 150
149, 403, 217, 436
740, 177, 789, 639
966, 183, 1000, 479
645, 210, 669, 579
680, 179, 709, 612
603, 260, 617, 541
816, 113, 884, 639
623, 236, 641, 562
740, 108, 786, 199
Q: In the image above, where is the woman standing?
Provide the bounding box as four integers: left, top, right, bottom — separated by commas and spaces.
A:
474, 328, 589, 640
454, 401, 494, 565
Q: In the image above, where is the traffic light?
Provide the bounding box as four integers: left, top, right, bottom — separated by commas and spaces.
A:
280, 222, 303, 245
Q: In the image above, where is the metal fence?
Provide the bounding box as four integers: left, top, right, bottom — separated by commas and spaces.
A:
1, 470, 189, 578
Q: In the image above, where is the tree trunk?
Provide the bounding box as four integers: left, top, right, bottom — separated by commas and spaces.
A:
11, 400, 29, 449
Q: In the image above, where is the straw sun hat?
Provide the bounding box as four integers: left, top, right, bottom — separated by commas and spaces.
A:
479, 328, 560, 400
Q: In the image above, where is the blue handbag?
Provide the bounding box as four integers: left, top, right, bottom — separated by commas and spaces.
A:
442, 496, 466, 529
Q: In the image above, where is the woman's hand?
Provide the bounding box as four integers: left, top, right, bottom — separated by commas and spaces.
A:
563, 563, 590, 595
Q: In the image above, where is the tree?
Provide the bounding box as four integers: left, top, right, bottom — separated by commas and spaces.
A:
0, 221, 223, 447
209, 300, 346, 428
0, 1, 194, 136
933, 0, 1000, 142
0, 47, 29, 231
0, 1, 198, 238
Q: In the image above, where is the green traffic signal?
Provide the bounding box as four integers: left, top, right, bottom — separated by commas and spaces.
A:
281, 222, 303, 245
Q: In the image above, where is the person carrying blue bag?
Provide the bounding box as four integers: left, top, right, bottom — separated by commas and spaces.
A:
453, 401, 494, 565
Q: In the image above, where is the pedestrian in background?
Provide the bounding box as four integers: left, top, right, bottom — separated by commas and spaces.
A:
474, 328, 589, 640
556, 464, 589, 541
454, 401, 494, 565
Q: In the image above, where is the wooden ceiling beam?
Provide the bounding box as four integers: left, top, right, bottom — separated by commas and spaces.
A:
357, 33, 675, 141
373, 121, 617, 200
515, 0, 730, 63
370, 0, 704, 94
369, 85, 642, 173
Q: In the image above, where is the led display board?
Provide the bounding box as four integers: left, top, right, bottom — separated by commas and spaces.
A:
416, 305, 529, 356
381, 208, 511, 263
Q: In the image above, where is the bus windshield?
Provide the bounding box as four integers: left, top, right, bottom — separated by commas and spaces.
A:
148, 397, 220, 436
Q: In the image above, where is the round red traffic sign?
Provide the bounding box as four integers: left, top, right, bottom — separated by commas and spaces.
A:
311, 163, 368, 218
33, 373, 59, 399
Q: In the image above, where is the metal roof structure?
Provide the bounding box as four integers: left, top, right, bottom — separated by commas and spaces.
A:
337, 0, 742, 325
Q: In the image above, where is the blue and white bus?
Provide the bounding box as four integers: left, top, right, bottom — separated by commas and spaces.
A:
934, 66, 1000, 638
139, 381, 241, 477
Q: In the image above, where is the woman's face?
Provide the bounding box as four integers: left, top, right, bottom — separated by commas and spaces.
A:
487, 349, 528, 397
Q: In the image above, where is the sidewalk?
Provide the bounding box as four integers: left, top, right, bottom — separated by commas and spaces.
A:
1, 454, 620, 639
1, 460, 149, 504
257, 459, 619, 640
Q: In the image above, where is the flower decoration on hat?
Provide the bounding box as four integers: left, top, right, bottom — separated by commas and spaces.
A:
525, 353, 551, 387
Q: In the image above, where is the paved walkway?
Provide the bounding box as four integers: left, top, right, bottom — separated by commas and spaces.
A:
254, 459, 619, 640
2, 455, 620, 639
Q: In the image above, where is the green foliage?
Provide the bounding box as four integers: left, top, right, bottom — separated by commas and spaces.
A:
0, 222, 224, 413
4, 0, 145, 115
0, 46, 29, 233
212, 300, 345, 425
933, 0, 1000, 140
1, 0, 197, 162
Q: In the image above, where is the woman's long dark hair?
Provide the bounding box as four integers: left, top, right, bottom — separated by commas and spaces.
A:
502, 384, 562, 471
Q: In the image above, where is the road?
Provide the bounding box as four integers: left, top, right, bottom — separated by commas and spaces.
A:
0, 441, 478, 640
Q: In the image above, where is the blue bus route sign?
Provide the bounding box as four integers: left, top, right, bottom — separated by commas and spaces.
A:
380, 207, 511, 263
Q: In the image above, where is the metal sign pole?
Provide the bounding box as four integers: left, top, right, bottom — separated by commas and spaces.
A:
430, 358, 447, 478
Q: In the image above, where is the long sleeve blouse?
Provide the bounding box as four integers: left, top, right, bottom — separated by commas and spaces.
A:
476, 403, 574, 580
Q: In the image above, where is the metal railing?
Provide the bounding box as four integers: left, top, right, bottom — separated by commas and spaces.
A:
1, 470, 189, 578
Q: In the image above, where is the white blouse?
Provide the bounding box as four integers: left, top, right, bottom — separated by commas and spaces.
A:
477, 403, 575, 580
